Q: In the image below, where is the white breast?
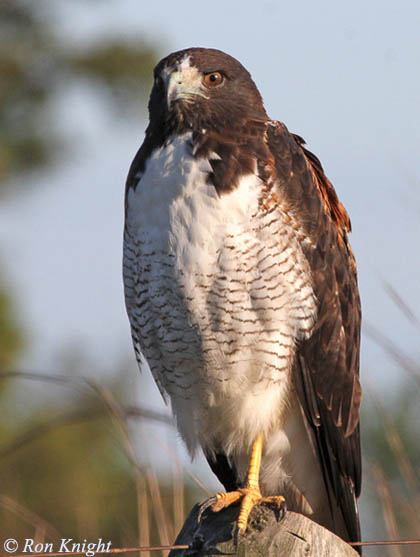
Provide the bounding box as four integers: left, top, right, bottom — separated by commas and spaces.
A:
124, 133, 317, 462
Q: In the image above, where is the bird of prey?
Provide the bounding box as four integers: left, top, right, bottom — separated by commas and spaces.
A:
123, 47, 362, 548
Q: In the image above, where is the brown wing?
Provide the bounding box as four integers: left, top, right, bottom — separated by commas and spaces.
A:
265, 121, 362, 545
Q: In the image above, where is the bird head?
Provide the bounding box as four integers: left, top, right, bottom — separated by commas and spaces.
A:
147, 48, 268, 140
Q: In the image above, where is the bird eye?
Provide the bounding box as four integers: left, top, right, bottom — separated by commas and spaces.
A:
203, 72, 224, 88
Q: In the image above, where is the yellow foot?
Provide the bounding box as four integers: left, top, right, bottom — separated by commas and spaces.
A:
197, 487, 286, 534
216, 487, 286, 533
198, 435, 286, 536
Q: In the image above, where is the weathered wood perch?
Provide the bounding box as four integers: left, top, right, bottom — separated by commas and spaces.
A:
169, 503, 358, 556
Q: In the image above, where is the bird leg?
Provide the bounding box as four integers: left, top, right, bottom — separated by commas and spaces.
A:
199, 434, 286, 535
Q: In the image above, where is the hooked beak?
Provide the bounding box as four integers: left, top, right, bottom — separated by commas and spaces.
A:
166, 69, 209, 107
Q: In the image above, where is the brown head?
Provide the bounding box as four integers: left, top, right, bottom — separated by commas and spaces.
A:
147, 47, 268, 142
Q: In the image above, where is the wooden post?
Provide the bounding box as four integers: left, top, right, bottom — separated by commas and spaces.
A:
169, 503, 359, 556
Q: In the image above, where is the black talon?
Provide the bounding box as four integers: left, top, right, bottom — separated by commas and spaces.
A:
280, 499, 287, 520
273, 498, 287, 523
234, 526, 244, 550
197, 495, 218, 523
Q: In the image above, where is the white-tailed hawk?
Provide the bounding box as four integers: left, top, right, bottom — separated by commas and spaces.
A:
123, 47, 362, 549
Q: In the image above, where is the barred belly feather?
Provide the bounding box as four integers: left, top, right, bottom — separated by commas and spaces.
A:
123, 47, 362, 548
123, 132, 319, 500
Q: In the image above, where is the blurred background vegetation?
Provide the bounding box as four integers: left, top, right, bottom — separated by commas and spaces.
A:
0, 1, 418, 556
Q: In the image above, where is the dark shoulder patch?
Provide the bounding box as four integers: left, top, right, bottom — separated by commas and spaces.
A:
192, 120, 269, 194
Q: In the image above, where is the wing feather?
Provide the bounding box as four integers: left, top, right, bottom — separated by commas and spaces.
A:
265, 121, 362, 546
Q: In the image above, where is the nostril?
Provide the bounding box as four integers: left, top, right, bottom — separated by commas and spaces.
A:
171, 71, 184, 86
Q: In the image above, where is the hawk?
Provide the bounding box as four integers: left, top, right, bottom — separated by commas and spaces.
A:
123, 48, 362, 548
